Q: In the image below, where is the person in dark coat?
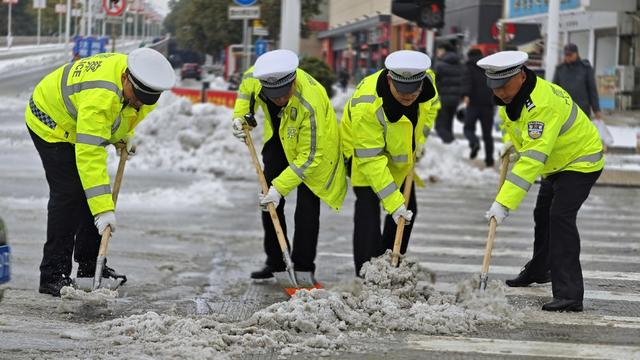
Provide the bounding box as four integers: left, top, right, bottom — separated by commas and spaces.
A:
433, 42, 466, 143
462, 48, 496, 167
553, 43, 602, 120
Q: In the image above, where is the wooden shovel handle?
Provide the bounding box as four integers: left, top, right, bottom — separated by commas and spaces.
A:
243, 128, 290, 255
97, 145, 128, 258
391, 167, 415, 267
480, 152, 511, 275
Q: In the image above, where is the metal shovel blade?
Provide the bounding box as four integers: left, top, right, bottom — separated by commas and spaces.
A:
294, 271, 317, 288
273, 271, 298, 288
74, 277, 124, 291
479, 273, 488, 291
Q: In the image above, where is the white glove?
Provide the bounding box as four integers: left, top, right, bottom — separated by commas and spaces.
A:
498, 141, 513, 159
94, 211, 116, 235
485, 201, 509, 225
123, 134, 136, 158
232, 118, 247, 142
391, 204, 413, 225
259, 186, 282, 211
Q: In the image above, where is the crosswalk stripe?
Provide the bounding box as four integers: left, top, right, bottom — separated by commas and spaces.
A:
411, 245, 640, 264
432, 282, 640, 303
410, 231, 640, 250
421, 262, 640, 282
412, 222, 640, 239
405, 335, 640, 359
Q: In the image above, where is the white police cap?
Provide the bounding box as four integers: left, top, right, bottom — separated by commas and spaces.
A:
384, 50, 431, 93
254, 49, 299, 99
476, 51, 528, 89
127, 48, 176, 105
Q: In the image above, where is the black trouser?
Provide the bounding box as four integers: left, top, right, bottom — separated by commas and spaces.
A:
261, 137, 320, 272
28, 128, 101, 284
463, 105, 495, 164
435, 103, 457, 144
526, 170, 601, 301
352, 181, 416, 276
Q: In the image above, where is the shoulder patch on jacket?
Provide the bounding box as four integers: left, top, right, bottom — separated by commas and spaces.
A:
527, 121, 544, 139
525, 98, 536, 112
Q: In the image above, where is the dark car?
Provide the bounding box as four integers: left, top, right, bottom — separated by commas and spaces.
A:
180, 63, 203, 81
0, 217, 10, 301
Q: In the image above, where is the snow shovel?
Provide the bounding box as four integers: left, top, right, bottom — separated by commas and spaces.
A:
391, 166, 415, 267
75, 144, 128, 292
243, 125, 313, 295
479, 148, 511, 291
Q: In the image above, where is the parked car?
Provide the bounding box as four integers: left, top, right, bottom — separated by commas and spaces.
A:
180, 63, 203, 81
0, 217, 10, 302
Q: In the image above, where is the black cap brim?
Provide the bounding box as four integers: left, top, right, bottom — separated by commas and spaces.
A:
391, 79, 422, 94
133, 88, 161, 105
486, 76, 512, 89
261, 83, 293, 99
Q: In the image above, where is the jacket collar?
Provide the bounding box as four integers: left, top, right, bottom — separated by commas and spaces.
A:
493, 67, 537, 120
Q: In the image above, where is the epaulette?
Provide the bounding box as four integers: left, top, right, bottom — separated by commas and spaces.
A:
525, 97, 536, 112
581, 59, 592, 67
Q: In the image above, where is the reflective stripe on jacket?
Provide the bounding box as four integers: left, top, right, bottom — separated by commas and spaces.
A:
232, 67, 347, 210
341, 69, 440, 214
497, 76, 604, 210
25, 53, 156, 215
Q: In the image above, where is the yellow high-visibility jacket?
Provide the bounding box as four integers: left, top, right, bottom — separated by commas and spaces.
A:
25, 53, 156, 216
341, 69, 440, 214
497, 74, 604, 210
232, 67, 347, 210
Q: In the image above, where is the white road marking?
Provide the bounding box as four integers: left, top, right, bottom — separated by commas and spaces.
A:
422, 262, 640, 282
411, 245, 640, 264
405, 335, 640, 359
409, 232, 640, 250
432, 282, 640, 303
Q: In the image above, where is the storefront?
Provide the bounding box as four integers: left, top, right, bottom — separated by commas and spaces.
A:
505, 0, 637, 110
318, 15, 391, 81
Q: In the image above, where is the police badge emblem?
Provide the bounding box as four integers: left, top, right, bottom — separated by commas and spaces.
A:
527, 121, 544, 139
287, 126, 297, 139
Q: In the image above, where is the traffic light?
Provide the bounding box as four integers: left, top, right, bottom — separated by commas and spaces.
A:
391, 0, 445, 29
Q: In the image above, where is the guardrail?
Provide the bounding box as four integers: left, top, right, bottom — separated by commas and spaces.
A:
171, 87, 237, 108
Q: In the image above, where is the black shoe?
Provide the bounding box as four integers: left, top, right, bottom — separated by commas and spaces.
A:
470, 143, 480, 159
251, 266, 277, 279
39, 277, 74, 297
485, 158, 495, 168
77, 263, 127, 285
542, 298, 583, 312
505, 265, 551, 287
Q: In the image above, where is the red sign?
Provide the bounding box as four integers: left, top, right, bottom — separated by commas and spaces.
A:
491, 22, 516, 43
103, 0, 126, 16
2, 0, 19, 4
171, 88, 238, 108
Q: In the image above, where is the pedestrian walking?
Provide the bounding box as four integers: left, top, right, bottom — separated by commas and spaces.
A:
341, 50, 440, 276
433, 42, 466, 143
231, 49, 347, 282
27, 48, 175, 296
553, 43, 601, 120
462, 48, 496, 167
339, 68, 350, 93
479, 51, 604, 312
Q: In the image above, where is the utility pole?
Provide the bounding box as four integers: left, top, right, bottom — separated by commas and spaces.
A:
87, 0, 92, 36
545, 0, 560, 81
65, 0, 71, 52
279, 0, 300, 52
6, 1, 13, 49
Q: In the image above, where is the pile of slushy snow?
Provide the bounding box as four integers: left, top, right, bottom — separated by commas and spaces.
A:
88, 252, 521, 358
129, 92, 256, 180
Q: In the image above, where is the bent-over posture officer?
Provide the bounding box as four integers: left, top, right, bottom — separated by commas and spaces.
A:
27, 48, 175, 296
341, 50, 440, 276
480, 51, 604, 312
231, 49, 347, 281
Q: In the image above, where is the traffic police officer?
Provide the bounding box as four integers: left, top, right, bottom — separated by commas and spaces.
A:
231, 49, 347, 280
480, 51, 604, 312
27, 48, 176, 296
341, 50, 440, 276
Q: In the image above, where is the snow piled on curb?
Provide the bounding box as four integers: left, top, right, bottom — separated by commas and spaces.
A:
88, 253, 521, 358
